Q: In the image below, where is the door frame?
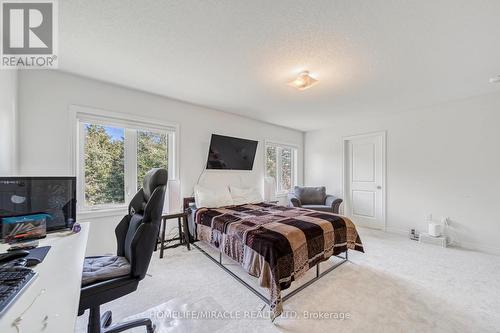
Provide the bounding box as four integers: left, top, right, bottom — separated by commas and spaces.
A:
342, 131, 387, 230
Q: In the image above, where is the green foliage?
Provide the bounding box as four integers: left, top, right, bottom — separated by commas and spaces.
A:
265, 146, 293, 192
84, 124, 125, 206
137, 131, 168, 190
280, 147, 292, 191
266, 146, 277, 179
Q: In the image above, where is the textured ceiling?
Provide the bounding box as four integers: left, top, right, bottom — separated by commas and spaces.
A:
59, 0, 500, 131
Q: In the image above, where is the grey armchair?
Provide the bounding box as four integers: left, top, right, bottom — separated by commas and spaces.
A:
288, 186, 342, 214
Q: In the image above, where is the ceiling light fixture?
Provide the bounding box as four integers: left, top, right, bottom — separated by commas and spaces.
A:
490, 75, 500, 83
288, 71, 318, 90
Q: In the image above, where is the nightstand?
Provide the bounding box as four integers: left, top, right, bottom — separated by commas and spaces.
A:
156, 211, 190, 258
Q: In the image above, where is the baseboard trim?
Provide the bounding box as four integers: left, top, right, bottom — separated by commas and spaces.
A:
384, 226, 500, 256
385, 226, 408, 236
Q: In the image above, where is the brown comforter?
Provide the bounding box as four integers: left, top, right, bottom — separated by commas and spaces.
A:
194, 202, 364, 319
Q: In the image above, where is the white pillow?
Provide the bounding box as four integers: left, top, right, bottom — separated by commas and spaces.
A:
194, 185, 233, 208
230, 186, 263, 205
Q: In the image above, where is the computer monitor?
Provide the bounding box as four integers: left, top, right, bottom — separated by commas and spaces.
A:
0, 177, 77, 232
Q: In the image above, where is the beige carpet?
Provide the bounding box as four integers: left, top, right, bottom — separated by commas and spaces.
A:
75, 228, 500, 332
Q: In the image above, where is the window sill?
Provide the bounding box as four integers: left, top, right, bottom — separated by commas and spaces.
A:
77, 206, 127, 220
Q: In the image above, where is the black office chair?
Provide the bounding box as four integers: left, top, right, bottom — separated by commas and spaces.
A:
78, 168, 167, 333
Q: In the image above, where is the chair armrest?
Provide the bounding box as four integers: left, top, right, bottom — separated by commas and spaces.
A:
325, 195, 343, 214
288, 194, 302, 207
115, 215, 131, 257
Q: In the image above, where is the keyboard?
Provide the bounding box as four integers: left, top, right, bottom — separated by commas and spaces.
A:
0, 267, 37, 317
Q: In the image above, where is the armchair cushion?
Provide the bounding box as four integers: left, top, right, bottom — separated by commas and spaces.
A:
293, 186, 327, 205
82, 256, 131, 286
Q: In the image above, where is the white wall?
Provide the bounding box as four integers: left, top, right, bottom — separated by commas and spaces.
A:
0, 71, 18, 175
305, 91, 500, 254
17, 70, 303, 255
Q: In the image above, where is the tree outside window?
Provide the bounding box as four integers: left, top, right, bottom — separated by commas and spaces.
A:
84, 124, 125, 206
137, 130, 168, 190
265, 144, 297, 194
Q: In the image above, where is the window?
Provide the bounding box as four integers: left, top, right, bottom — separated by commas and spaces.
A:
83, 124, 125, 206
75, 109, 177, 211
265, 143, 298, 194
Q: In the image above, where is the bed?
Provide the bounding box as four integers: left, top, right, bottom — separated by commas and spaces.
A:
186, 200, 364, 320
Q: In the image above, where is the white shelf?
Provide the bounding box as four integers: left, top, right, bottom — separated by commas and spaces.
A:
419, 233, 448, 248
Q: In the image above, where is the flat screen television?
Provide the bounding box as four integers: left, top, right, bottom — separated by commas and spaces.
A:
0, 177, 77, 232
206, 134, 258, 170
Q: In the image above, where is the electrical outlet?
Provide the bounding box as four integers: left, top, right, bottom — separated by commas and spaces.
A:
409, 228, 419, 241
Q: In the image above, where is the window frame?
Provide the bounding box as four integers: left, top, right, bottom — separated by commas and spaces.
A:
264, 141, 298, 196
71, 105, 179, 214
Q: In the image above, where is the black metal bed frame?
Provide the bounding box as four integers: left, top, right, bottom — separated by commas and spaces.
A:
192, 241, 348, 308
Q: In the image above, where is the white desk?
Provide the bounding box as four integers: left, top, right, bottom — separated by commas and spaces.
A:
0, 223, 89, 333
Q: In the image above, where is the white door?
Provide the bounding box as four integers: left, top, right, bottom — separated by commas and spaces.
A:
344, 132, 385, 229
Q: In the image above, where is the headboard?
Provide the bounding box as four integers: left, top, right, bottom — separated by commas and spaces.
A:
196, 172, 263, 193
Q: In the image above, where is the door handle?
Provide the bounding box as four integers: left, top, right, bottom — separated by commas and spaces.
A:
376, 186, 382, 190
